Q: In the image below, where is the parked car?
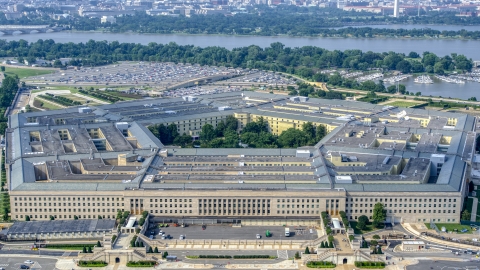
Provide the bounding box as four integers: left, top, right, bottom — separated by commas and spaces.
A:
24, 261, 34, 264
179, 235, 185, 240
461, 229, 468, 233
256, 234, 261, 239
20, 265, 30, 269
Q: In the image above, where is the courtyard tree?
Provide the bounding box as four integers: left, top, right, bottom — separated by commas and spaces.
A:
357, 215, 369, 230
372, 203, 386, 227
462, 210, 471, 221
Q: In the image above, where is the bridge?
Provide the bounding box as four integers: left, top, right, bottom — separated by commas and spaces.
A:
0, 25, 63, 35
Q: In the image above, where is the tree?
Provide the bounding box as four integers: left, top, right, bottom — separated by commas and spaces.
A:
320, 242, 325, 248
294, 251, 300, 259
278, 128, 308, 148
329, 241, 334, 248
357, 215, 369, 230
370, 240, 378, 246
53, 59, 63, 68
98, 215, 102, 219
162, 250, 168, 257
87, 246, 92, 253
372, 203, 386, 227
82, 246, 87, 253
304, 247, 310, 254
396, 60, 411, 73
0, 66, 4, 72
199, 124, 216, 143
148, 246, 153, 253
462, 210, 471, 221
50, 215, 55, 220
372, 235, 380, 240
377, 246, 382, 254
74, 215, 78, 220
97, 240, 102, 247
25, 215, 30, 221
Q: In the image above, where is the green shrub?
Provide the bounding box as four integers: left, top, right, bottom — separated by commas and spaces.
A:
198, 255, 233, 259
233, 255, 270, 259
306, 261, 336, 268
354, 261, 386, 269
46, 244, 95, 249
78, 260, 108, 267
126, 261, 156, 267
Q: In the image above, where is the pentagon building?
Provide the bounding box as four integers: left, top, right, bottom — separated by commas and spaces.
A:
5, 92, 475, 224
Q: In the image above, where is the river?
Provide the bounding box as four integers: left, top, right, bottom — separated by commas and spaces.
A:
1, 30, 480, 99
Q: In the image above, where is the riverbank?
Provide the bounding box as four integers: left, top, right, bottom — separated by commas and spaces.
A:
2, 31, 479, 59
69, 29, 480, 41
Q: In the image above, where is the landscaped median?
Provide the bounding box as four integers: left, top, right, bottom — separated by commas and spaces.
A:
78, 260, 108, 267
306, 261, 336, 268
186, 255, 276, 259
126, 261, 157, 267
354, 261, 386, 269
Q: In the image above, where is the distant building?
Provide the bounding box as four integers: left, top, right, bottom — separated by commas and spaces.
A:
101, 15, 116, 24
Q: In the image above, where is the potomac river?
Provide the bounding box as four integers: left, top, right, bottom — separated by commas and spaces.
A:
1, 30, 480, 99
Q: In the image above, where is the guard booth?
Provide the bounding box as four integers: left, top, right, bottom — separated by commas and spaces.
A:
401, 241, 425, 251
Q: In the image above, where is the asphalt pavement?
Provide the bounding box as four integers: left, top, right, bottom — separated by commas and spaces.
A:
148, 224, 317, 241
0, 249, 77, 257
0, 257, 57, 270
407, 260, 480, 270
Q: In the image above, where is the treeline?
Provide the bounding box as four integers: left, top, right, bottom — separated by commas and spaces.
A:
148, 116, 327, 148
0, 40, 472, 76
0, 75, 19, 135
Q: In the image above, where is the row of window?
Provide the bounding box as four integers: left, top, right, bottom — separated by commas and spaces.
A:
149, 198, 192, 203
17, 208, 118, 213
347, 198, 457, 203
347, 203, 456, 208
150, 204, 192, 208
15, 197, 122, 201
16, 203, 123, 207
17, 215, 114, 219
199, 210, 270, 214
276, 210, 319, 215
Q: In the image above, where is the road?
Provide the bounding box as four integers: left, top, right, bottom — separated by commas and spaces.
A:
407, 260, 480, 270
0, 249, 78, 257
171, 249, 296, 264
0, 257, 57, 270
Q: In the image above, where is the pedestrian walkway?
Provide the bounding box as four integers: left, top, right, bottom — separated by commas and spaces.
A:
114, 233, 132, 250
55, 259, 298, 270
277, 250, 288, 260
472, 197, 478, 222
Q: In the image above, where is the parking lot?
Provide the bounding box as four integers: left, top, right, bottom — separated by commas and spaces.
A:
146, 224, 317, 241
26, 62, 238, 86
0, 257, 57, 270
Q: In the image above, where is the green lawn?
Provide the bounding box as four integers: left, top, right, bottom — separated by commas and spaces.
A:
350, 221, 377, 234
425, 223, 473, 234
385, 101, 424, 108
34, 97, 63, 110
4, 67, 55, 78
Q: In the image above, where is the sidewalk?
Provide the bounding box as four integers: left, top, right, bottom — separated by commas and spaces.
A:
472, 197, 478, 222
55, 259, 297, 270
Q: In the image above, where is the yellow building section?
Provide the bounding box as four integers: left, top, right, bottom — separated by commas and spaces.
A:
249, 113, 336, 135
